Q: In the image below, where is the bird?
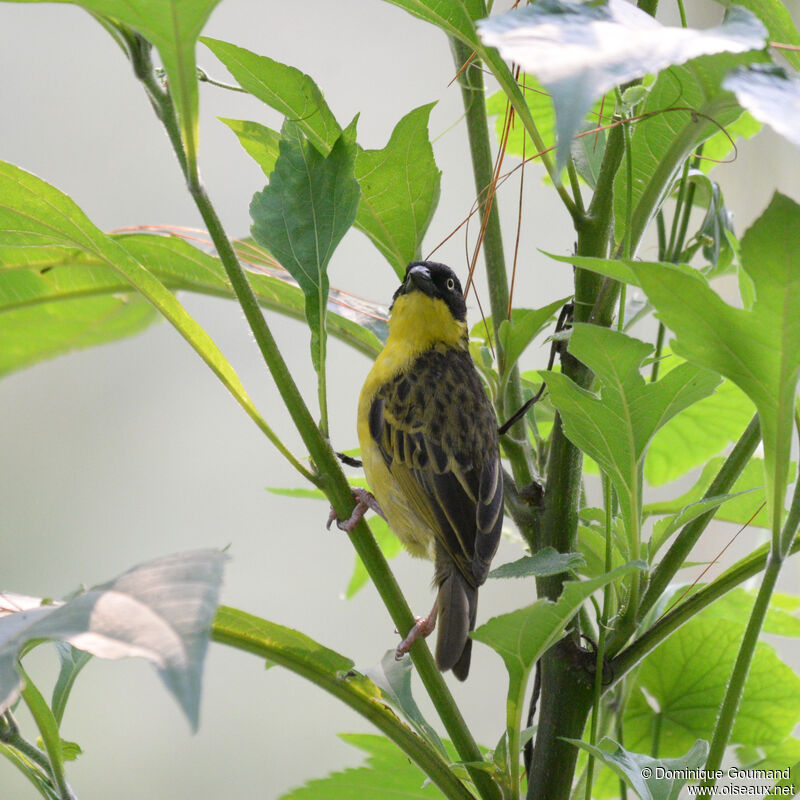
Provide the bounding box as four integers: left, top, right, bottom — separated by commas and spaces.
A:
336, 261, 504, 680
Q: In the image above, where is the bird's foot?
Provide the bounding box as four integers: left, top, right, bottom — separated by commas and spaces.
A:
395, 602, 438, 660
327, 487, 386, 533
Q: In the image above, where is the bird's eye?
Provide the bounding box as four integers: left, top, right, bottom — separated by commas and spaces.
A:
446, 278, 455, 291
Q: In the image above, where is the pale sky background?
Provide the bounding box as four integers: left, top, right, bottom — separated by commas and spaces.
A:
1, 1, 799, 798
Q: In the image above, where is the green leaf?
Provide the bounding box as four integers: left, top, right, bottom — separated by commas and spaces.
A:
712, 0, 800, 69
0, 550, 226, 730
488, 547, 584, 579
51, 643, 92, 726
0, 233, 383, 375
631, 193, 800, 536
379, 0, 479, 45
542, 324, 720, 542
367, 651, 447, 758
613, 50, 768, 254
649, 491, 756, 558
569, 738, 708, 800
645, 457, 795, 531
35, 736, 82, 763
250, 120, 361, 421
354, 104, 441, 277
478, 2, 766, 170
624, 615, 800, 757
279, 733, 447, 799
0, 163, 290, 449
345, 517, 404, 599
200, 37, 341, 154
0, 295, 157, 377
700, 589, 800, 638
212, 608, 471, 800
725, 64, 800, 150
645, 356, 755, 486
472, 563, 644, 790
218, 118, 281, 177
698, 111, 762, 176
497, 297, 570, 378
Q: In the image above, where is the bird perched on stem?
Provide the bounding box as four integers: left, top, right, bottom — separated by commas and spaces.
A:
334, 261, 503, 680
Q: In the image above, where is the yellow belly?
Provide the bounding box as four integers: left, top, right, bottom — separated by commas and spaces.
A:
358, 378, 434, 560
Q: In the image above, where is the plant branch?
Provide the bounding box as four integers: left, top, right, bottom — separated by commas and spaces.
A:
131, 38, 498, 800
212, 608, 476, 800
633, 414, 761, 628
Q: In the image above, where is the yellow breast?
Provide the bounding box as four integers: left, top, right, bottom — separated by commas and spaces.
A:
357, 292, 467, 559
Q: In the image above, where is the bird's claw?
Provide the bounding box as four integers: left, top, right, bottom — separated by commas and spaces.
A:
395, 605, 438, 660
327, 487, 386, 532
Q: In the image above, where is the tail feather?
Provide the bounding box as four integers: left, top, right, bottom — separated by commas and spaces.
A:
435, 568, 478, 681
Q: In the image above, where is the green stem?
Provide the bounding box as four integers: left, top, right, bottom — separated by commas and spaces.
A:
584, 476, 615, 800
612, 524, 800, 680
450, 36, 533, 496
20, 674, 75, 800
0, 713, 53, 776
634, 414, 760, 627
134, 40, 497, 800
665, 158, 692, 262
212, 608, 475, 800
649, 323, 665, 382
702, 464, 800, 785
526, 119, 626, 800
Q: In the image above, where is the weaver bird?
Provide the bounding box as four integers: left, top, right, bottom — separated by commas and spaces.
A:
338, 261, 503, 680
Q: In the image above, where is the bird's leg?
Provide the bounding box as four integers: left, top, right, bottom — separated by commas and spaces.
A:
327, 487, 386, 532
395, 600, 438, 660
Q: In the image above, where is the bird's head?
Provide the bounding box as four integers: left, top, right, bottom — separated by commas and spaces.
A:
392, 262, 467, 322
388, 262, 468, 351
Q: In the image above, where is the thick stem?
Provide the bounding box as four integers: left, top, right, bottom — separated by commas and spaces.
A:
527, 120, 625, 800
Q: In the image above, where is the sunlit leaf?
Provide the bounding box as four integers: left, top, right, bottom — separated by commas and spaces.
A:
724, 64, 800, 149
478, 1, 766, 170
488, 547, 584, 580
0, 550, 226, 730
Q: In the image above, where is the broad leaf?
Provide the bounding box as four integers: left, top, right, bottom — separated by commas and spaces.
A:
379, 0, 480, 46
488, 547, 584, 579
713, 0, 800, 69
0, 550, 226, 730
569, 738, 708, 800
279, 733, 447, 799
0, 164, 287, 446
632, 193, 800, 538
472, 563, 644, 790
645, 359, 754, 486
478, 1, 766, 170
497, 297, 569, 379
250, 120, 361, 393
201, 37, 341, 153
354, 104, 441, 277
0, 295, 157, 377
542, 324, 720, 543
624, 614, 800, 757
724, 64, 800, 150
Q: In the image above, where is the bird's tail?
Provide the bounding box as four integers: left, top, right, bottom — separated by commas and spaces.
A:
435, 567, 478, 681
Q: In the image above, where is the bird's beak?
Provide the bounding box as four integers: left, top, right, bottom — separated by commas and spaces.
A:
401, 264, 435, 297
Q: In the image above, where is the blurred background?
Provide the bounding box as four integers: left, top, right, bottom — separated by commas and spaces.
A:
1, 0, 799, 797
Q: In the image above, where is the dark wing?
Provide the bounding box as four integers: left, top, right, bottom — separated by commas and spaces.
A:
370, 346, 503, 586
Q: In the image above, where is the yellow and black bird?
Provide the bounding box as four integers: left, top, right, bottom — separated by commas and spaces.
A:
350, 261, 504, 680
